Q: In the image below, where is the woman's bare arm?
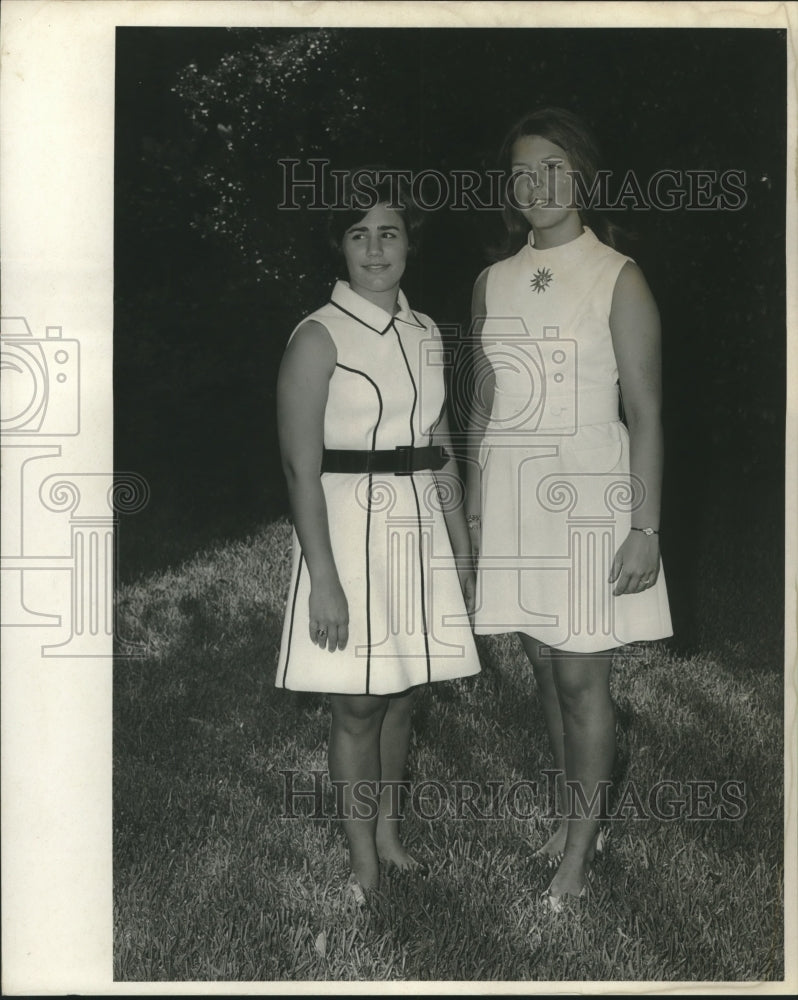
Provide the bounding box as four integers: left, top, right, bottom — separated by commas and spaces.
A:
464, 266, 494, 557
277, 320, 349, 649
608, 260, 665, 596
431, 408, 475, 613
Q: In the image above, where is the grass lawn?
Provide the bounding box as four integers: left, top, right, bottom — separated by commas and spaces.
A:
113, 496, 784, 982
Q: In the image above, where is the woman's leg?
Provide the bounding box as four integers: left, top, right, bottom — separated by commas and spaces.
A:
547, 649, 615, 898
328, 693, 389, 890
518, 634, 568, 856
375, 687, 417, 867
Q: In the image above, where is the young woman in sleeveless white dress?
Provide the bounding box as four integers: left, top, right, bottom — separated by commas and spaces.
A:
466, 109, 672, 911
277, 178, 480, 900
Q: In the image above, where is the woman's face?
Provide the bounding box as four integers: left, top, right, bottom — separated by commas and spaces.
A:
510, 134, 580, 237
341, 202, 408, 306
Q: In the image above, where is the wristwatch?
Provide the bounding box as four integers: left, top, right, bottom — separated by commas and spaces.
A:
631, 526, 659, 536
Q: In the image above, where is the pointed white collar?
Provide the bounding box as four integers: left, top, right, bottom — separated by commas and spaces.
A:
329, 280, 425, 335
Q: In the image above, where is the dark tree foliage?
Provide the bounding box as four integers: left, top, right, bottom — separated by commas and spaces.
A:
115, 27, 786, 582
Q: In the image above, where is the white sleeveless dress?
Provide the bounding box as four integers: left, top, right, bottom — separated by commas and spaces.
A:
473, 227, 673, 653
276, 280, 481, 694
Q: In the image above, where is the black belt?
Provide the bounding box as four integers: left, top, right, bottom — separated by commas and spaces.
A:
321, 445, 450, 475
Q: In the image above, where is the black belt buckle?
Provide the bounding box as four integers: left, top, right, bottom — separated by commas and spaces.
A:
395, 444, 414, 475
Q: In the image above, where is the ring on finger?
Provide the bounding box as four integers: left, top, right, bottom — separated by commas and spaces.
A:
317, 627, 327, 638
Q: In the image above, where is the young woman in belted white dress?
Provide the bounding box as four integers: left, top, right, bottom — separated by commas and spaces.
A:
276, 176, 480, 901
467, 108, 672, 910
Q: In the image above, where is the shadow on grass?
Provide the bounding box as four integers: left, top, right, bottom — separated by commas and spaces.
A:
113, 507, 784, 982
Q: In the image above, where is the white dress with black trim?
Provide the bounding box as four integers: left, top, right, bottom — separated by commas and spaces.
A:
276, 280, 481, 695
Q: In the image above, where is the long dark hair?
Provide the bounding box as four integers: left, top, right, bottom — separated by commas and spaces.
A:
492, 107, 624, 260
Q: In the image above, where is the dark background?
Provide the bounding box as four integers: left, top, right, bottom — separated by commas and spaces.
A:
114, 27, 786, 649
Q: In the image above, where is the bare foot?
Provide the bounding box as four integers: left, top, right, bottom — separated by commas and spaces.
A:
349, 852, 380, 892
376, 839, 426, 872
345, 873, 368, 907
545, 850, 590, 902
534, 821, 567, 860
537, 824, 606, 864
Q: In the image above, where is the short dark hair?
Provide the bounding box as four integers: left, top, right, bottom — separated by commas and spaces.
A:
326, 167, 424, 256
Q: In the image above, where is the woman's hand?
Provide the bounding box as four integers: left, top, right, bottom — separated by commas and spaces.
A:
309, 577, 349, 652
609, 530, 660, 596
457, 562, 476, 616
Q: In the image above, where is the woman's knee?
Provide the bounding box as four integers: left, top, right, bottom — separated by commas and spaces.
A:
551, 655, 612, 710
554, 680, 594, 717
330, 694, 388, 735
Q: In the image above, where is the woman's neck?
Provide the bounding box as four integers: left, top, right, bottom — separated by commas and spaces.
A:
351, 284, 400, 315
530, 214, 584, 250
